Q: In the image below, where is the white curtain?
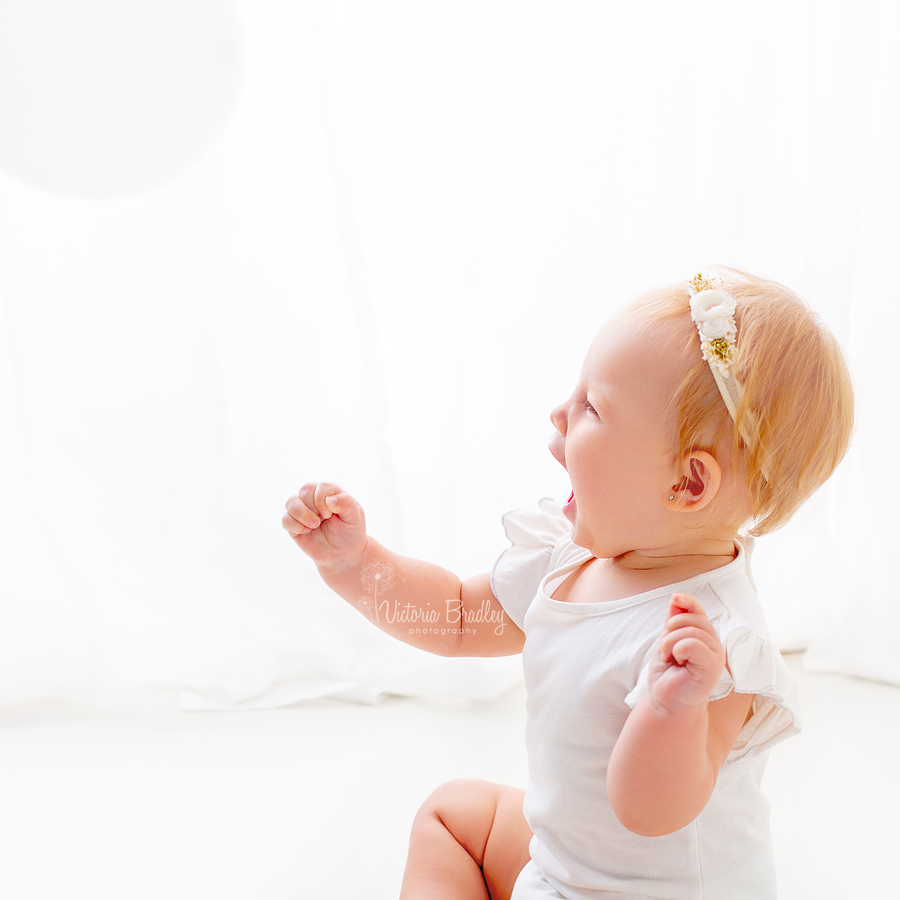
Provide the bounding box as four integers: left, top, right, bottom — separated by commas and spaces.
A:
0, 0, 895, 710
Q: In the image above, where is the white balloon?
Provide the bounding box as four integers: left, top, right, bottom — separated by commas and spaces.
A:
0, 0, 243, 199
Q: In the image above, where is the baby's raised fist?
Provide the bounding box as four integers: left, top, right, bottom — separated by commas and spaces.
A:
647, 593, 726, 716
282, 482, 368, 570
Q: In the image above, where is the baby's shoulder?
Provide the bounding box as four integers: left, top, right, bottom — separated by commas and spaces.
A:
697, 548, 768, 635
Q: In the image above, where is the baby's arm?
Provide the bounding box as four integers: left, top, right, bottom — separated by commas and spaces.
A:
606, 593, 753, 837
283, 482, 523, 657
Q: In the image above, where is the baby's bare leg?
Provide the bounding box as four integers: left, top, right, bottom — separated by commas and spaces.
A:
399, 779, 532, 900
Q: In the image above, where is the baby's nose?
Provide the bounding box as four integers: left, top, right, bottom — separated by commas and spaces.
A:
550, 403, 566, 435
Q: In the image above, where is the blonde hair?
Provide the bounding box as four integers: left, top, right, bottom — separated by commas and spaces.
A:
632, 266, 854, 536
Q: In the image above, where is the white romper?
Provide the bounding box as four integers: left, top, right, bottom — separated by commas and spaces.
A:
490, 498, 801, 900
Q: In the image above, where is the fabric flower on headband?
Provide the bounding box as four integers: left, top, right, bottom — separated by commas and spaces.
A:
688, 277, 737, 377
686, 271, 768, 479
687, 271, 754, 445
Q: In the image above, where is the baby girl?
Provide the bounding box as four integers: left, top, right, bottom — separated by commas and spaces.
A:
282, 267, 853, 899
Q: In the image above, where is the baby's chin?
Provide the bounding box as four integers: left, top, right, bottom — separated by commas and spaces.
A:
563, 494, 591, 548
568, 519, 618, 559
564, 495, 616, 557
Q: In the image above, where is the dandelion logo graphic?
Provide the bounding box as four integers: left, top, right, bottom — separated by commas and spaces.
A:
358, 560, 397, 622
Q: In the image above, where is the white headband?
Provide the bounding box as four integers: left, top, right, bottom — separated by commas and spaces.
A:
687, 273, 760, 456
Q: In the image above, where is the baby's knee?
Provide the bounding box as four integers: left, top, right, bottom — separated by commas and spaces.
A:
411, 779, 500, 859
417, 778, 489, 812
414, 778, 495, 823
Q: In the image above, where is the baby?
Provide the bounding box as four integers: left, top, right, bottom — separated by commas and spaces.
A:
282, 267, 853, 900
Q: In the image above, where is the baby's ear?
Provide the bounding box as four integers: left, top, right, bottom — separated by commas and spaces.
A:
667, 451, 721, 511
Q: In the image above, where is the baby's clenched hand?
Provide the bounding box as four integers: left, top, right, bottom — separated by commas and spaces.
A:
282, 482, 368, 571
646, 593, 726, 717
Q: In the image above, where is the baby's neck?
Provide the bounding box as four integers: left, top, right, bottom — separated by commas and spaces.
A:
612, 538, 738, 572
554, 544, 738, 605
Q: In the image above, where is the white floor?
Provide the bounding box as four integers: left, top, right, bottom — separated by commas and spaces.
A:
0, 654, 896, 899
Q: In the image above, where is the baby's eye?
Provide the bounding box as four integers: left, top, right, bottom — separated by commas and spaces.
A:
582, 399, 598, 416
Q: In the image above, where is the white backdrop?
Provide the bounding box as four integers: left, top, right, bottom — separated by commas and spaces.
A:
0, 0, 896, 710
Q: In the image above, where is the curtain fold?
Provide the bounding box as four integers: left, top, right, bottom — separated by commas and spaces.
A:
804, 0, 900, 684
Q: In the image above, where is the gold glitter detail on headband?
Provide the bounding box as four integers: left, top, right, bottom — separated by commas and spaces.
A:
708, 337, 732, 362
689, 273, 720, 293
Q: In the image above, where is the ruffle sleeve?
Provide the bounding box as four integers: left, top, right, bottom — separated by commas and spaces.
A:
490, 497, 574, 631
625, 610, 801, 764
